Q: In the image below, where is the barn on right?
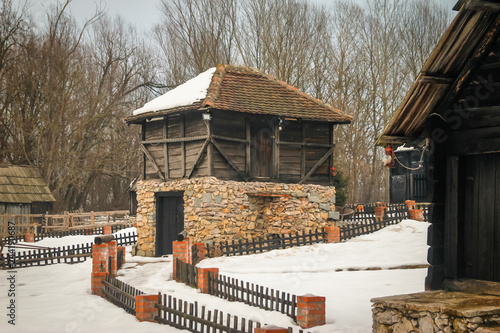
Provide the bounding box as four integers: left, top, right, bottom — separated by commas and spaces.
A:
373, 1, 500, 331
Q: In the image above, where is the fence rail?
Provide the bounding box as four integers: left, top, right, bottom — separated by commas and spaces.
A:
1, 231, 137, 269
176, 258, 198, 288
0, 210, 131, 238
103, 275, 144, 315
208, 272, 297, 320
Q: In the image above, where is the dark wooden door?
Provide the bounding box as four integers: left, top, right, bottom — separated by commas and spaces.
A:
460, 153, 500, 282
156, 192, 184, 256
250, 119, 274, 178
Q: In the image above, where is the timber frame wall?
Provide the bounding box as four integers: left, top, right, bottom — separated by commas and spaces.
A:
140, 109, 337, 185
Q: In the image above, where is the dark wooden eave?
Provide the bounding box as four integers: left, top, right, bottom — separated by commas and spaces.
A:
377, 1, 500, 146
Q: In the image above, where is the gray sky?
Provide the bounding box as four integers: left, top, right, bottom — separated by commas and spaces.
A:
29, 0, 459, 32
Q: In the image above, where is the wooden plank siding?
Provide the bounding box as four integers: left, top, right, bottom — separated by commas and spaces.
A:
140, 110, 336, 185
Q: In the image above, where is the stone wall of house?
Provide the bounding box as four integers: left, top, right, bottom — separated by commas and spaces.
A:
133, 177, 337, 256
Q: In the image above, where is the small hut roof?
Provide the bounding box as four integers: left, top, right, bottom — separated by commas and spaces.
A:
0, 165, 56, 204
377, 2, 500, 146
125, 64, 352, 124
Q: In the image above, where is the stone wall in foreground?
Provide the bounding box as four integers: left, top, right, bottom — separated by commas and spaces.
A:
133, 177, 337, 256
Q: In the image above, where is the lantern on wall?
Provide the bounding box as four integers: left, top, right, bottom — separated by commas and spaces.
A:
384, 145, 395, 168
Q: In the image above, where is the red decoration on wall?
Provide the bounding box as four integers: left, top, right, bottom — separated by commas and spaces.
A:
330, 166, 337, 176
384, 145, 395, 168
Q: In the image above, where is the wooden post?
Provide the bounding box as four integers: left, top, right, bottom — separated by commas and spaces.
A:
91, 211, 95, 226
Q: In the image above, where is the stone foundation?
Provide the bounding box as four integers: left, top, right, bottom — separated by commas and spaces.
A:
134, 177, 336, 256
372, 291, 500, 332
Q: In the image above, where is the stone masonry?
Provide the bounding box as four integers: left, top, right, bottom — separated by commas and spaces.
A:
133, 177, 336, 257
372, 291, 500, 333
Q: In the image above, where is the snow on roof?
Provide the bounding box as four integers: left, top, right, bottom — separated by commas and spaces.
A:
132, 67, 216, 116
395, 145, 416, 152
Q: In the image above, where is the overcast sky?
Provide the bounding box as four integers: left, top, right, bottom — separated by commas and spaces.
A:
28, 0, 459, 32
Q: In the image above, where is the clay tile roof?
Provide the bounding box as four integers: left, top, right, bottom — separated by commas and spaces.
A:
0, 165, 56, 203
125, 64, 352, 124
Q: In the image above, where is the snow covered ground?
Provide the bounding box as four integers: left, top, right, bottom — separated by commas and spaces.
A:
0, 220, 429, 333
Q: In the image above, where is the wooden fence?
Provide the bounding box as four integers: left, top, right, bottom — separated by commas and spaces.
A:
0, 210, 131, 238
0, 231, 137, 269
174, 258, 297, 320
103, 275, 144, 315
207, 229, 327, 258
176, 258, 198, 288
207, 272, 297, 320
155, 293, 263, 333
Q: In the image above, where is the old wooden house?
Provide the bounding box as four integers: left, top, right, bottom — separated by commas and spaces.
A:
0, 165, 55, 215
125, 65, 352, 256
373, 1, 500, 331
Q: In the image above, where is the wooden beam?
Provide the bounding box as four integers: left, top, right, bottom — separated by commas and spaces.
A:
246, 120, 251, 175
463, 0, 500, 12
277, 141, 334, 148
418, 74, 455, 85
376, 135, 418, 146
211, 138, 249, 181
141, 135, 208, 145
140, 143, 165, 181
444, 156, 459, 278
301, 124, 306, 180
212, 135, 249, 144
180, 114, 186, 177
299, 147, 335, 184
273, 121, 279, 179
186, 138, 210, 179
163, 117, 169, 179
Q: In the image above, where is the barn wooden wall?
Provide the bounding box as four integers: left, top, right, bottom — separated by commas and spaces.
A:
140, 110, 336, 185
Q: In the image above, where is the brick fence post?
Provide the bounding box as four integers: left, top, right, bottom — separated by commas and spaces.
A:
405, 200, 415, 210
197, 267, 219, 294
297, 295, 326, 329
374, 206, 388, 222
324, 226, 340, 243
91, 243, 109, 296
173, 238, 192, 279
85, 228, 93, 235
356, 204, 364, 212
24, 233, 35, 242
135, 294, 158, 322
108, 240, 118, 277
103, 226, 112, 235
254, 326, 289, 333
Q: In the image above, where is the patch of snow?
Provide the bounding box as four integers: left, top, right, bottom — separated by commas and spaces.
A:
132, 67, 216, 116
395, 144, 416, 152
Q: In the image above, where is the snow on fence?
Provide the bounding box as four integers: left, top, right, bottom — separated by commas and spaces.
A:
0, 231, 137, 269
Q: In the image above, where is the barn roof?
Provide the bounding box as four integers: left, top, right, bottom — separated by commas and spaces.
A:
0, 165, 56, 204
377, 1, 500, 146
125, 64, 352, 124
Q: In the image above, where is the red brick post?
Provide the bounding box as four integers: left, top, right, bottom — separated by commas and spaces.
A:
405, 200, 416, 210
91, 243, 109, 296
410, 209, 424, 221
254, 326, 289, 333
103, 226, 112, 235
297, 295, 326, 329
85, 228, 93, 235
135, 294, 158, 322
356, 204, 364, 212
324, 226, 340, 243
374, 206, 388, 222
24, 233, 35, 242
173, 238, 192, 279
197, 267, 219, 293
108, 240, 118, 277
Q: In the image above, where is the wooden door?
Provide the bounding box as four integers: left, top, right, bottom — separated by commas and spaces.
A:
459, 153, 500, 282
156, 192, 184, 256
250, 119, 274, 178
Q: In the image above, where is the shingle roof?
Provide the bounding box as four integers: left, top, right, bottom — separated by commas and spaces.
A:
125, 65, 352, 124
0, 165, 56, 203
